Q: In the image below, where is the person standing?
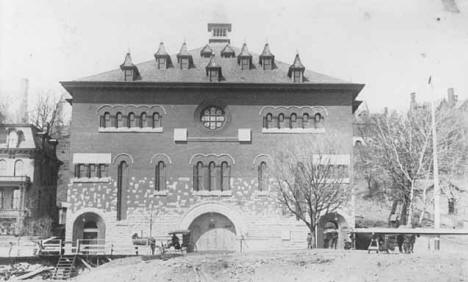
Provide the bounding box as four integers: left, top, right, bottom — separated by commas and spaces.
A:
307, 232, 312, 249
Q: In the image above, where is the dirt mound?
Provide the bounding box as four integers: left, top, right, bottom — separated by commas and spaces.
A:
73, 248, 468, 282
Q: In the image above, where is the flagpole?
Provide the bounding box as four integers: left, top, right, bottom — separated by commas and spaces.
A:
429, 76, 440, 250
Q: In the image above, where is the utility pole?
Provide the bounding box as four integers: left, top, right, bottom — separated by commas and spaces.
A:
430, 77, 440, 250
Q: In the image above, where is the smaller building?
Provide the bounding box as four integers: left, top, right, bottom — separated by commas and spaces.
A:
0, 124, 61, 235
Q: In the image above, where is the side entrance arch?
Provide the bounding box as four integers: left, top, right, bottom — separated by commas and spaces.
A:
72, 212, 106, 244
317, 213, 349, 249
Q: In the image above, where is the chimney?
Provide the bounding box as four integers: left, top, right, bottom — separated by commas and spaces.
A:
18, 78, 29, 123
207, 23, 231, 44
447, 88, 457, 107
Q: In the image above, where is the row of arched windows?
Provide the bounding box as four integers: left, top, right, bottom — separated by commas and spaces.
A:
193, 161, 231, 191
100, 112, 162, 128
0, 159, 24, 176
263, 113, 324, 129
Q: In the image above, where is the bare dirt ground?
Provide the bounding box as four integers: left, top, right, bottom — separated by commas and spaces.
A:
70, 246, 468, 282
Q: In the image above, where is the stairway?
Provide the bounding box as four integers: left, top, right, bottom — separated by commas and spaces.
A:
52, 255, 76, 280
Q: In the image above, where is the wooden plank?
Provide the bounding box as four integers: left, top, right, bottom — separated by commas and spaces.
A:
15, 266, 54, 280
353, 228, 468, 235
78, 256, 93, 270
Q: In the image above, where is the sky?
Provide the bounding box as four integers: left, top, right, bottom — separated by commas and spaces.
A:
1, 0, 468, 118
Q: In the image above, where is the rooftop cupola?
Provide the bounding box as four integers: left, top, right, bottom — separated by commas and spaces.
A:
220, 43, 235, 58
208, 23, 231, 43
154, 42, 173, 70
259, 43, 275, 70
237, 43, 252, 70
176, 42, 193, 70
120, 52, 140, 81
200, 44, 213, 58
205, 55, 223, 82
288, 54, 306, 83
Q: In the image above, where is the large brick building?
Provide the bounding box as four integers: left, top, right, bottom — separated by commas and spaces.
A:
60, 23, 364, 251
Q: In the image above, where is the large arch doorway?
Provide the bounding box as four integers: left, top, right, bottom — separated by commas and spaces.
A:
72, 212, 106, 245
317, 213, 349, 249
188, 212, 236, 252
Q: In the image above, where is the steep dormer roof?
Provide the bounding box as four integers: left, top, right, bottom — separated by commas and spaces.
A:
120, 52, 136, 69
155, 42, 170, 57
206, 54, 221, 69
290, 54, 305, 70
220, 43, 235, 58
200, 44, 213, 57
177, 42, 191, 57
260, 43, 274, 58
238, 43, 252, 58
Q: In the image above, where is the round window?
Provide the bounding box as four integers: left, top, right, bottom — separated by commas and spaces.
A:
201, 106, 225, 129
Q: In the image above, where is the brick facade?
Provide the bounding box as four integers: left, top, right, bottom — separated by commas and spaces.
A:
61, 23, 364, 251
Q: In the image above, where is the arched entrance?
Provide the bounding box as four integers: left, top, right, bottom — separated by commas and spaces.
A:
317, 213, 349, 249
72, 212, 106, 244
188, 212, 236, 252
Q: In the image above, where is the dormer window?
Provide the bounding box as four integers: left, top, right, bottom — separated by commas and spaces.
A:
177, 42, 193, 70
120, 52, 140, 81
206, 55, 222, 82
221, 43, 235, 58
259, 43, 275, 70
238, 43, 252, 70
154, 42, 172, 70
200, 44, 213, 58
124, 70, 133, 81
208, 69, 219, 82
288, 53, 305, 83
157, 58, 166, 70
293, 70, 302, 83
241, 58, 250, 70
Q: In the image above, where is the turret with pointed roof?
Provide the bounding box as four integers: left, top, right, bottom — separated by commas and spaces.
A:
288, 53, 305, 82
259, 43, 275, 70
176, 42, 194, 69
120, 52, 140, 81
154, 42, 173, 69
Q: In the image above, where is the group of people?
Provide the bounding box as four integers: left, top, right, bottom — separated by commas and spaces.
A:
306, 229, 341, 249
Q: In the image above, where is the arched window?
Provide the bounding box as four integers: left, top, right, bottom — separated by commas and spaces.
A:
140, 113, 147, 128
221, 162, 230, 191
265, 113, 273, 129
258, 161, 267, 191
278, 113, 285, 128
116, 112, 124, 128
208, 162, 217, 191
302, 113, 309, 128
104, 112, 111, 128
155, 161, 166, 191
194, 162, 204, 191
128, 112, 136, 128
117, 161, 128, 220
314, 113, 323, 128
290, 113, 297, 128
14, 160, 24, 176
0, 160, 7, 176
153, 113, 161, 128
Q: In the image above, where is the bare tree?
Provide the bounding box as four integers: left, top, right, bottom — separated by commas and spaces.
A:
358, 103, 466, 226
29, 92, 65, 137
0, 102, 8, 124
272, 136, 350, 248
